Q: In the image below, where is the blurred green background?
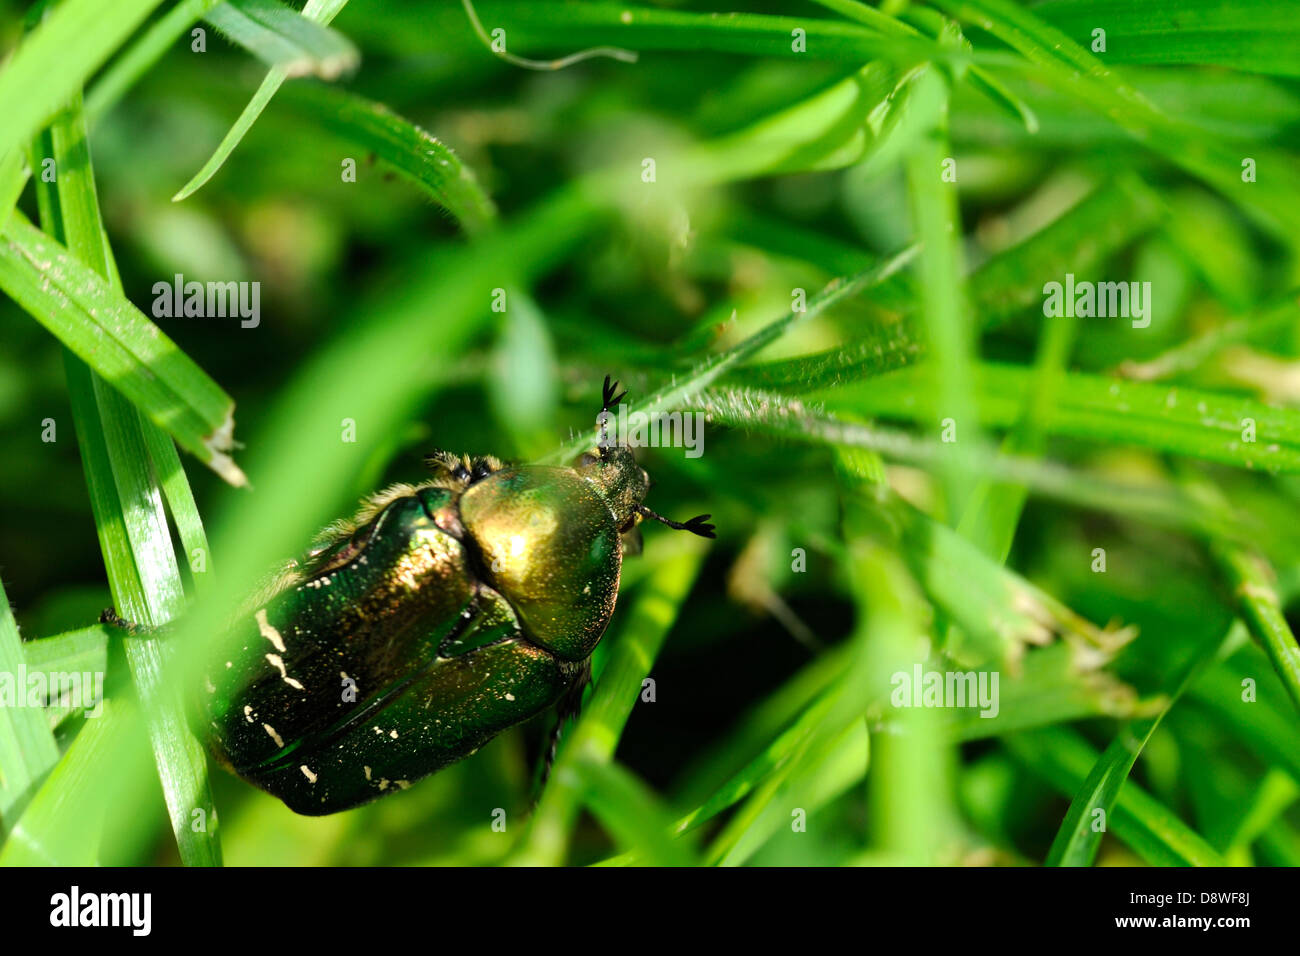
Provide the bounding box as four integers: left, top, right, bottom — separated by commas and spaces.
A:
2, 0, 1300, 866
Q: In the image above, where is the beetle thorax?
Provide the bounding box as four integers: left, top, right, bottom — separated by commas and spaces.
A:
573, 445, 649, 532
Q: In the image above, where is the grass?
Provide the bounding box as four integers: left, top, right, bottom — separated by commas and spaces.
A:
0, 0, 1298, 867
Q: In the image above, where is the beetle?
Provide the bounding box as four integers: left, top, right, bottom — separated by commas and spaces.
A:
193, 377, 713, 814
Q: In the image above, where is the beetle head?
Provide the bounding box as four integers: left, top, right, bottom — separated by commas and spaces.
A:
574, 376, 714, 539
573, 375, 648, 529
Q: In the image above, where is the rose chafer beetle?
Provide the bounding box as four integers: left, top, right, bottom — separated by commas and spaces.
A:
197, 378, 713, 815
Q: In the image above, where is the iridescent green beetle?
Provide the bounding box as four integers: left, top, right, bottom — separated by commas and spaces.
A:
201, 378, 713, 815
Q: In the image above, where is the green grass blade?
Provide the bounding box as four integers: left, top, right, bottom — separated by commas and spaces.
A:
0, 0, 166, 163
686, 63, 906, 183
514, 541, 705, 865
204, 0, 358, 79
971, 177, 1164, 329
0, 148, 29, 231
903, 65, 977, 514
543, 246, 919, 464
141, 428, 214, 596
570, 758, 696, 866
0, 699, 137, 865
929, 0, 1300, 240
709, 720, 868, 866
0, 212, 246, 486
1036, 0, 1300, 77
845, 362, 1300, 474
20, 626, 110, 730
1007, 726, 1224, 866
463, 2, 946, 66
273, 81, 496, 235
33, 92, 222, 866
808, 0, 1038, 130
1044, 627, 1225, 866
1214, 557, 1300, 716
86, 0, 225, 122
1188, 662, 1300, 781
173, 0, 351, 200
0, 579, 61, 829
689, 385, 1251, 544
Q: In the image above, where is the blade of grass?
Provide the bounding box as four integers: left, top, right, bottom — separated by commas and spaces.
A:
1035, 0, 1300, 77
928, 0, 1300, 240
840, 362, 1300, 474
1007, 726, 1224, 866
85, 0, 224, 122
203, 0, 358, 79
727, 176, 1160, 392
940, 643, 1146, 741
1225, 769, 1299, 861
20, 625, 110, 730
141, 427, 214, 596
34, 92, 221, 866
688, 385, 1259, 547
514, 541, 705, 865
1045, 624, 1225, 866
708, 719, 869, 866
0, 578, 61, 829
971, 175, 1164, 329
1187, 659, 1300, 782
809, 0, 1038, 130
0, 699, 136, 865
172, 0, 351, 200
542, 246, 920, 465
272, 81, 496, 235
1179, 469, 1300, 716
903, 64, 978, 518
0, 0, 167, 162
462, 2, 952, 67
857, 542, 950, 865
0, 148, 29, 231
0, 212, 246, 486
1119, 292, 1300, 382
569, 757, 696, 866
684, 62, 912, 184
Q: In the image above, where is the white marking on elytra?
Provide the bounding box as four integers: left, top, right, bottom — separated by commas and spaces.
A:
378, 779, 390, 790
266, 652, 305, 690
264, 723, 285, 748
390, 729, 398, 739
255, 608, 287, 652
301, 765, 318, 783
364, 766, 372, 781
505, 693, 515, 701
395, 780, 411, 790
244, 705, 254, 723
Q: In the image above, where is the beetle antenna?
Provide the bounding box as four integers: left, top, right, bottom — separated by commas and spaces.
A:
636, 504, 716, 539
601, 374, 627, 411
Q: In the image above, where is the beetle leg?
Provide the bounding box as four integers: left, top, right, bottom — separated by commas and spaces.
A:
99, 606, 144, 634
535, 659, 591, 797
